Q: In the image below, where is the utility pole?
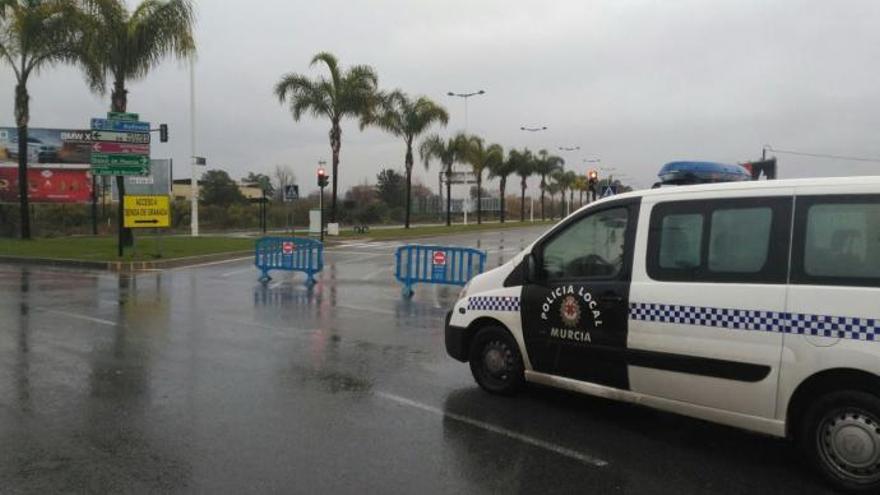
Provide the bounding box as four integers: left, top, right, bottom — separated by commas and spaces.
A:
190, 57, 199, 237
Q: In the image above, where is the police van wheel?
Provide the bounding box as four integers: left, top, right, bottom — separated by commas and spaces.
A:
469, 326, 524, 396
801, 390, 880, 493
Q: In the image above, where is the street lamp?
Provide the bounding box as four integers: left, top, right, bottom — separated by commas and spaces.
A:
447, 90, 485, 131
520, 126, 548, 132
584, 158, 601, 164
558, 146, 580, 152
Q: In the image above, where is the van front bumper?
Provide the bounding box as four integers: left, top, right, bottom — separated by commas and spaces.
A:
444, 310, 469, 362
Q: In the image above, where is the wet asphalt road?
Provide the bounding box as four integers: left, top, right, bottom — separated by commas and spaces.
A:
0, 226, 838, 494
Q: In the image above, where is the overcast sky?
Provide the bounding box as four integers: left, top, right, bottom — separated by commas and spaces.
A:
3, 0, 880, 195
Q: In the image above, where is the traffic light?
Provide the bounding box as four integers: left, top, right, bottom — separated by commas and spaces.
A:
159, 123, 168, 143
317, 167, 329, 188
588, 169, 599, 185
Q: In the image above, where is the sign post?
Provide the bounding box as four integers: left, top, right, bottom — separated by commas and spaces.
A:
89, 111, 152, 256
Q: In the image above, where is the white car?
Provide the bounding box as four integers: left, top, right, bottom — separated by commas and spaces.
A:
446, 176, 880, 493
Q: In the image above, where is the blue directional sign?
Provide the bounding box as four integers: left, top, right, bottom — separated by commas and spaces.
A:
91, 118, 151, 133
601, 186, 616, 198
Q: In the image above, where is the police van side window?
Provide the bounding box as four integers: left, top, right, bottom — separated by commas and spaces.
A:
647, 197, 791, 283
541, 207, 629, 281
793, 195, 880, 287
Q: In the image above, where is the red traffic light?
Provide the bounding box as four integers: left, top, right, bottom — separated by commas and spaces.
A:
317, 167, 326, 177
588, 170, 598, 181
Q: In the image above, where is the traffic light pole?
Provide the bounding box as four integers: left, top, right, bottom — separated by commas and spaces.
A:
319, 185, 325, 243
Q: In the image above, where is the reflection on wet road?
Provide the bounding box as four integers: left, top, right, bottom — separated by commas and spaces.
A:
0, 226, 834, 493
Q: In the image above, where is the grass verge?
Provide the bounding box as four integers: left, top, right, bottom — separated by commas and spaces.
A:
0, 235, 254, 262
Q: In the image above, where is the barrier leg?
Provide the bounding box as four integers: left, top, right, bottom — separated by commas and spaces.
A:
402, 283, 414, 299
305, 270, 317, 286
259, 270, 272, 284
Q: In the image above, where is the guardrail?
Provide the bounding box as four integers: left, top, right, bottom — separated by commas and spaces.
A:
255, 237, 323, 285
394, 244, 486, 298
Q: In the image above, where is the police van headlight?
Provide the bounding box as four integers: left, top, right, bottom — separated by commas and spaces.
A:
458, 280, 472, 301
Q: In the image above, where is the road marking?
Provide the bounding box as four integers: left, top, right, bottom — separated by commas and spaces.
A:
363, 267, 388, 280
39, 308, 117, 327
169, 256, 253, 271
336, 303, 396, 316
219, 267, 254, 278
376, 392, 608, 468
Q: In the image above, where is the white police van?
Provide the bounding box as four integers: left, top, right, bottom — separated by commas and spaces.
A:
445, 173, 880, 492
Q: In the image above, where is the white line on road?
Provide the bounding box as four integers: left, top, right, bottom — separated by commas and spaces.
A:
376, 391, 608, 468
336, 303, 396, 316
39, 308, 117, 327
219, 267, 255, 278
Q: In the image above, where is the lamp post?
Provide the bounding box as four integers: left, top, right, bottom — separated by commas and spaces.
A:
447, 90, 486, 224
447, 90, 485, 131
558, 146, 580, 152
520, 126, 548, 132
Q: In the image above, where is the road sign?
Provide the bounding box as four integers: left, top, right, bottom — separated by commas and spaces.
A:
92, 142, 149, 155
107, 112, 139, 121
91, 118, 151, 133
283, 184, 299, 202
433, 251, 447, 266
93, 165, 149, 176
90, 130, 150, 144
92, 153, 150, 167
123, 195, 170, 228
282, 241, 295, 255
601, 186, 616, 198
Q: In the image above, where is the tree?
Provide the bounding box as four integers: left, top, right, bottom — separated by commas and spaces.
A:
275, 52, 379, 223
511, 148, 534, 222
419, 134, 466, 226
1, 0, 90, 238
573, 174, 588, 207
564, 170, 578, 213
272, 164, 296, 200
488, 147, 518, 223
361, 90, 447, 228
200, 170, 245, 207
459, 135, 502, 224
533, 149, 564, 221
552, 169, 576, 217
81, 0, 195, 245
376, 168, 405, 208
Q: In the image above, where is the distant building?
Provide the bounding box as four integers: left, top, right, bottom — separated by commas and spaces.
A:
172, 179, 264, 202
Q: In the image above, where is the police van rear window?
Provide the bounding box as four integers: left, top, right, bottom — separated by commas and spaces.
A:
647, 197, 792, 284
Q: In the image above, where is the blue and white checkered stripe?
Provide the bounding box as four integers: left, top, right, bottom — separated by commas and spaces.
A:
630, 302, 879, 342
468, 296, 520, 312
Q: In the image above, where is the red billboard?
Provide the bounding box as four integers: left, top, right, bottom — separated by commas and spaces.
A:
0, 166, 93, 204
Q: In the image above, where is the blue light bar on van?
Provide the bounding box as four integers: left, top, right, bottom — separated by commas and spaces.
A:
658, 161, 752, 185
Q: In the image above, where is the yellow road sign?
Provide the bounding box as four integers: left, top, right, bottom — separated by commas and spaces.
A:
124, 195, 170, 228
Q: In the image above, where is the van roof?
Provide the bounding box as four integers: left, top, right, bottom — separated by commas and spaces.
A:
594, 175, 880, 206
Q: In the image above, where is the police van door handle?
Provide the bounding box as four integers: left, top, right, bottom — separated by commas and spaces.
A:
599, 294, 624, 304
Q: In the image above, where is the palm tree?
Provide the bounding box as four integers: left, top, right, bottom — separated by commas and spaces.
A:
553, 169, 577, 217
546, 181, 561, 219
533, 149, 564, 221
419, 134, 465, 226
459, 135, 502, 224
276, 52, 379, 223
361, 90, 448, 228
564, 171, 578, 213
573, 175, 588, 207
512, 148, 534, 222
487, 148, 518, 223
1, 0, 89, 239
81, 0, 195, 245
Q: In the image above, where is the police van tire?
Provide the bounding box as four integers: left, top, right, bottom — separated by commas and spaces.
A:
469, 326, 524, 396
800, 390, 880, 493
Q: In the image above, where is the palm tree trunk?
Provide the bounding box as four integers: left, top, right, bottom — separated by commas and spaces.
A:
499, 177, 506, 223
111, 79, 133, 248
520, 177, 527, 222
445, 164, 452, 226
569, 189, 574, 214
476, 172, 482, 225
14, 81, 31, 239
330, 123, 341, 223
404, 142, 413, 229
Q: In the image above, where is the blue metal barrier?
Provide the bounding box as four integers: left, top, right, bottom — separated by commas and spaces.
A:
395, 244, 487, 298
255, 237, 324, 285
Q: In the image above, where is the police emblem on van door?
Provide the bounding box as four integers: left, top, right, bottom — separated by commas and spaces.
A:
560, 295, 581, 327
539, 286, 603, 345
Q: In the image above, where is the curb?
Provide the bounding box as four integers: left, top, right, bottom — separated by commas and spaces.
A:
0, 250, 253, 272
